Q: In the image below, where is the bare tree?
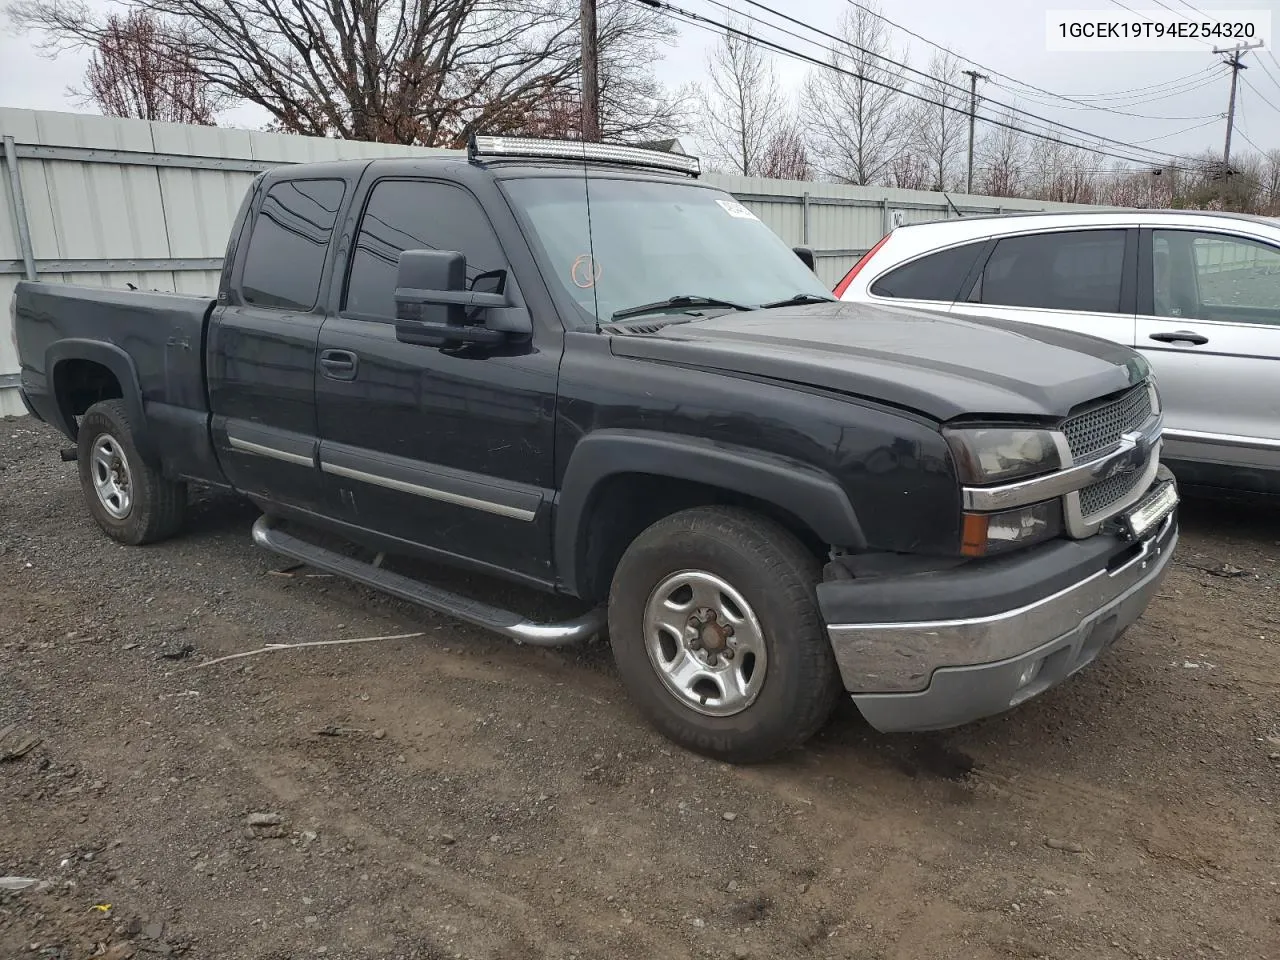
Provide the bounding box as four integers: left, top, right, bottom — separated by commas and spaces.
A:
888, 150, 929, 190
1259, 148, 1280, 214
908, 49, 965, 191
74, 9, 226, 123
1027, 132, 1098, 203
975, 109, 1027, 198
9, 0, 687, 146
758, 117, 812, 181
700, 19, 784, 175
804, 2, 907, 185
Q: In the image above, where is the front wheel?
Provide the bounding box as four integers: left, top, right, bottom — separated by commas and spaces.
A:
76, 399, 187, 545
608, 506, 842, 763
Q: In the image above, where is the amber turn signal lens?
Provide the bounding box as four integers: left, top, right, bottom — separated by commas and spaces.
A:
961, 513, 989, 557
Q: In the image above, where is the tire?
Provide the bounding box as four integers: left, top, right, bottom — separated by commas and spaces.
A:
76, 399, 187, 545
608, 506, 842, 763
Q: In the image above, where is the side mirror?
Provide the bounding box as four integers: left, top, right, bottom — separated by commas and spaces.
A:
793, 246, 816, 273
393, 249, 530, 348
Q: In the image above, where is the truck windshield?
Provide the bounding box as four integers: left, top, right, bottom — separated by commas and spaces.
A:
501, 176, 832, 326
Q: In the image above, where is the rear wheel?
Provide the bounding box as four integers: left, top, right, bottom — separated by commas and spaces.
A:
608, 506, 842, 763
77, 399, 187, 545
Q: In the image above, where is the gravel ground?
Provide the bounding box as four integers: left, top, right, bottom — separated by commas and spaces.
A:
1, 415, 1278, 960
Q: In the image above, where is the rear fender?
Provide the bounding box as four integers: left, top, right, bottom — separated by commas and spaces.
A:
46, 340, 152, 460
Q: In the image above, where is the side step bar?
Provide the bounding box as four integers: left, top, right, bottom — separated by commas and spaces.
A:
251, 515, 606, 647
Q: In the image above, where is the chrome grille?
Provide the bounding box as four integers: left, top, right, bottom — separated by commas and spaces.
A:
1062, 384, 1153, 463
1078, 470, 1142, 519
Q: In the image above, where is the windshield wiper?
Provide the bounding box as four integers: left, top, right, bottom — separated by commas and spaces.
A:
610, 295, 755, 322
758, 293, 838, 309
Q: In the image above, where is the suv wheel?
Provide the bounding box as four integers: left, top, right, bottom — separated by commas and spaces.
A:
608, 506, 842, 763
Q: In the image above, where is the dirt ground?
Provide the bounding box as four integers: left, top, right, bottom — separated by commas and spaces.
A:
1, 416, 1277, 960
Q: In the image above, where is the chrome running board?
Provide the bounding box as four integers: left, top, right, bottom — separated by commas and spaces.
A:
251, 515, 605, 647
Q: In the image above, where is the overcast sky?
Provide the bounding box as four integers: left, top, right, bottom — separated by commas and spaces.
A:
1, 0, 1277, 164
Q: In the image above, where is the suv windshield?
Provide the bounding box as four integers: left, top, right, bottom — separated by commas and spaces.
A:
501, 176, 831, 326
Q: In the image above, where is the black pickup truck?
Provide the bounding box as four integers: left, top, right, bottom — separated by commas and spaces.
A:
12, 136, 1179, 762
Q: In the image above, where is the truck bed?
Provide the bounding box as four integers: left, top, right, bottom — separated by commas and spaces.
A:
14, 281, 216, 416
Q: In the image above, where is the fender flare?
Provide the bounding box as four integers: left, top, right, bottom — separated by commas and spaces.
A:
554, 429, 866, 596
45, 339, 153, 461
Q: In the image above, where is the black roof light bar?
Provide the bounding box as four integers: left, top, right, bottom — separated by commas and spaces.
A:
468, 134, 701, 177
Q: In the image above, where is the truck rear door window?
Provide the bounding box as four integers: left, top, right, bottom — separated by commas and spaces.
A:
343, 180, 508, 321
240, 179, 345, 311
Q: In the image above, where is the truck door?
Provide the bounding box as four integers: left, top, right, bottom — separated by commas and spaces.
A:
314, 177, 559, 584
207, 177, 347, 511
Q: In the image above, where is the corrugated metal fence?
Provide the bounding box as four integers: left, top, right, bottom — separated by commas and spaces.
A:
1, 107, 1112, 416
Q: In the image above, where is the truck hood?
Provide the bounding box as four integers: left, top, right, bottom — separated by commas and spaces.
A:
608, 300, 1148, 421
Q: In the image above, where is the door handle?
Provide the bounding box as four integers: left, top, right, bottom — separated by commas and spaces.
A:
319, 349, 358, 380
1148, 330, 1208, 346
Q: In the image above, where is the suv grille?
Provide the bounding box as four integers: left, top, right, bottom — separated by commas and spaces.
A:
1062, 384, 1153, 463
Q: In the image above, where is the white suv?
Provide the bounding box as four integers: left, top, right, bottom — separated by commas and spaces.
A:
835, 210, 1280, 498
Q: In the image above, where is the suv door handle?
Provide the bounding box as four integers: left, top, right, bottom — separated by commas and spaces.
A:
1148, 330, 1208, 346
319, 349, 358, 380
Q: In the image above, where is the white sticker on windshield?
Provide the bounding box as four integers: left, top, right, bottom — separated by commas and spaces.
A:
716, 198, 759, 221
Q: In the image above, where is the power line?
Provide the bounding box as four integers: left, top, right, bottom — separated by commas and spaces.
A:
1108, 0, 1215, 48
710, 0, 1205, 167
842, 0, 1216, 103
1233, 89, 1267, 155
1148, 0, 1197, 21
1240, 74, 1280, 115
986, 75, 1221, 120
642, 0, 1204, 170
1258, 50, 1280, 98
1130, 116, 1224, 144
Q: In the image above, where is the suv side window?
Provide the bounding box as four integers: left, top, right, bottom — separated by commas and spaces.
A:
240, 179, 345, 310
1152, 229, 1280, 325
344, 180, 509, 320
869, 242, 986, 302
972, 229, 1126, 313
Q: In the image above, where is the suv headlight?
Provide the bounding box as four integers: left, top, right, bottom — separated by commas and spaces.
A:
944, 426, 1063, 484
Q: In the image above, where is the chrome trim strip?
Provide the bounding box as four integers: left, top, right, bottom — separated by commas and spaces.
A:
1163, 428, 1280, 451
228, 436, 315, 468
962, 413, 1163, 512
826, 512, 1177, 693
1063, 440, 1161, 538
320, 461, 537, 522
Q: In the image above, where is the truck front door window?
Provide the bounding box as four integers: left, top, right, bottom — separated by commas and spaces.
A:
501, 177, 830, 326
240, 179, 345, 311
343, 180, 508, 321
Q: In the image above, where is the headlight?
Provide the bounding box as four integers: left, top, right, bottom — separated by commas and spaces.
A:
1147, 378, 1161, 416
944, 426, 1062, 484
961, 500, 1063, 557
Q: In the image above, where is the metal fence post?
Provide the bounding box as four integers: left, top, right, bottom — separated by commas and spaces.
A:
2, 136, 37, 281
801, 191, 810, 245
880, 197, 890, 237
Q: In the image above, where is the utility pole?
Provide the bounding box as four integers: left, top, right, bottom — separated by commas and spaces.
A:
580, 0, 601, 141
1214, 41, 1262, 170
963, 69, 988, 194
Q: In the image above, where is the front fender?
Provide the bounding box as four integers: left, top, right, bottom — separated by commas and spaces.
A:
554, 429, 866, 596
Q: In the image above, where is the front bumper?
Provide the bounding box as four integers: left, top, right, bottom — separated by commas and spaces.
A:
819, 488, 1178, 733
